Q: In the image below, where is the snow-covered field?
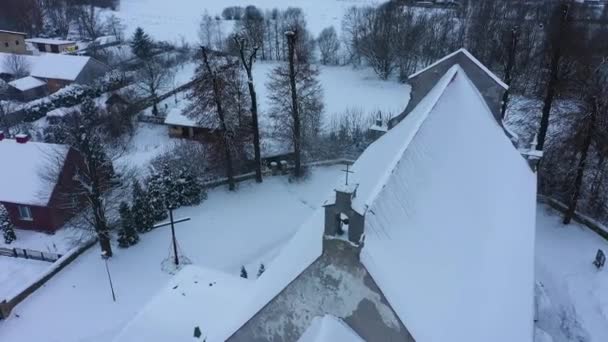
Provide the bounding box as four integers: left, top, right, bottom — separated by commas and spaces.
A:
0, 166, 342, 342
114, 0, 378, 42
536, 205, 608, 342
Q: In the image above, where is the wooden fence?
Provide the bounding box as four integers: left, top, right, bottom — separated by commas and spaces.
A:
0, 247, 62, 263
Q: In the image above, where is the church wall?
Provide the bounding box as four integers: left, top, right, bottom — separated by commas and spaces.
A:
227, 239, 415, 342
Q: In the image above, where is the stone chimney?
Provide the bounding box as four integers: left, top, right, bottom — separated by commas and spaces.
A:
15, 134, 29, 144
324, 184, 365, 246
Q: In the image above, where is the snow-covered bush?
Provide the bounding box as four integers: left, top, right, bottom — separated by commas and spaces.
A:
0, 204, 16, 244
146, 160, 207, 211
117, 202, 139, 248
131, 180, 158, 232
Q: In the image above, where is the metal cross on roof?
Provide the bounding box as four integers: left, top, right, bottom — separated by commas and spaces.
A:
341, 164, 354, 186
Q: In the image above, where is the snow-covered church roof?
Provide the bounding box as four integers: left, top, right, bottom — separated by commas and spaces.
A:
114, 55, 536, 342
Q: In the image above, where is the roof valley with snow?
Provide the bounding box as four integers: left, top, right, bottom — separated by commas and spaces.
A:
113, 49, 537, 342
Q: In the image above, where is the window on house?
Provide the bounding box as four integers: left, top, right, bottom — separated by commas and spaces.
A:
3, 42, 8, 48
15, 40, 19, 45
18, 206, 33, 220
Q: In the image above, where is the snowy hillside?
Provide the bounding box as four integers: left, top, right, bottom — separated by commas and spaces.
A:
114, 0, 379, 42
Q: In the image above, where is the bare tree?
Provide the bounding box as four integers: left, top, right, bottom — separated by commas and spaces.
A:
537, 1, 576, 151
186, 47, 250, 190
135, 60, 172, 116
3, 54, 30, 79
105, 14, 125, 42
233, 33, 263, 183
562, 59, 608, 224
44, 99, 132, 257
317, 26, 340, 65
356, 4, 399, 79
267, 31, 323, 178
44, 0, 73, 38
236, 6, 265, 59
74, 4, 105, 40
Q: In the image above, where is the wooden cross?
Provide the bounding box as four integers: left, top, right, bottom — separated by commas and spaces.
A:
341, 164, 354, 186
153, 209, 191, 266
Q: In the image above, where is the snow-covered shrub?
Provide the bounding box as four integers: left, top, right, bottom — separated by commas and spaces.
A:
131, 180, 158, 232
117, 201, 139, 248
146, 160, 207, 211
0, 204, 16, 244
240, 266, 248, 278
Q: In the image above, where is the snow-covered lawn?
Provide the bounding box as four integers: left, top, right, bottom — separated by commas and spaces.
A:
253, 62, 410, 125
0, 227, 84, 255
115, 0, 379, 42
0, 166, 342, 342
116, 122, 175, 171
536, 204, 608, 342
0, 258, 50, 301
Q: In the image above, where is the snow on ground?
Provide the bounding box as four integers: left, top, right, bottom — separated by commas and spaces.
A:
253, 62, 411, 126
0, 257, 50, 301
146, 61, 409, 132
114, 0, 379, 43
0, 166, 342, 342
116, 122, 175, 171
536, 204, 608, 342
0, 227, 83, 254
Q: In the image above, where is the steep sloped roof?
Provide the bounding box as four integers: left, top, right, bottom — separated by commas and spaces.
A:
409, 48, 508, 89
0, 139, 69, 206
356, 66, 536, 341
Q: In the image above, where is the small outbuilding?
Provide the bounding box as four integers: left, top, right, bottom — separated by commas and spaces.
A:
7, 76, 48, 101
26, 38, 77, 54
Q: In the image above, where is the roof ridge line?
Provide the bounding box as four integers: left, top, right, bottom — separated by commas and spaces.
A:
360, 66, 461, 214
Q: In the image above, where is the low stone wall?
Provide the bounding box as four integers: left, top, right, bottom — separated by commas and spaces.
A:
538, 195, 608, 241
0, 238, 97, 319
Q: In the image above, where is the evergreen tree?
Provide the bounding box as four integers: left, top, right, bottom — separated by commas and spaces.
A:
117, 202, 139, 248
130, 27, 153, 60
257, 263, 265, 278
240, 266, 248, 278
131, 180, 156, 233
147, 161, 206, 211
0, 204, 16, 244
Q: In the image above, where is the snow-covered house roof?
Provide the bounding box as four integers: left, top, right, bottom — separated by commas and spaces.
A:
8, 76, 46, 91
0, 52, 93, 81
25, 38, 75, 46
164, 110, 200, 128
0, 138, 69, 206
115, 60, 536, 342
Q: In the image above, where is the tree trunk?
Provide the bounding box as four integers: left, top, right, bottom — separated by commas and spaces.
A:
564, 97, 597, 224
537, 4, 569, 151
500, 26, 518, 120
237, 39, 263, 183
286, 32, 302, 178
201, 47, 236, 191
